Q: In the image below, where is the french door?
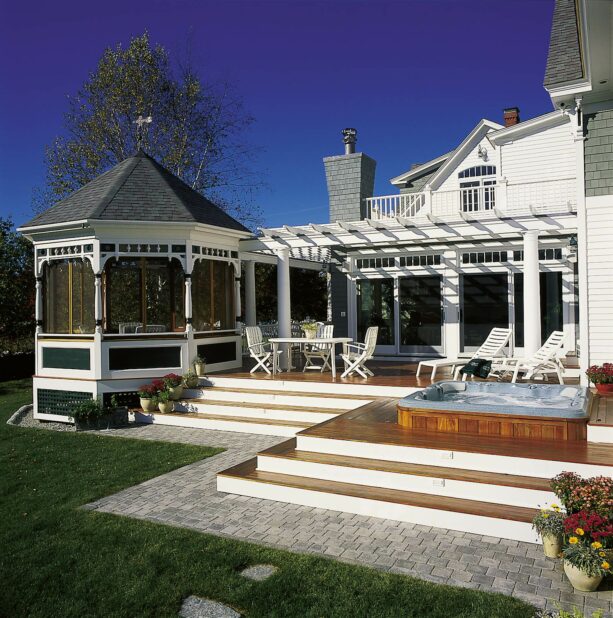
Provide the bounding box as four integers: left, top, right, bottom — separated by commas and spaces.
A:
356, 278, 396, 354
399, 275, 443, 354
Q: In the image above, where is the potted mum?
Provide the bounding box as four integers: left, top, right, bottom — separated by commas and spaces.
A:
301, 321, 318, 339
194, 355, 206, 377
532, 505, 565, 558
163, 373, 183, 400
586, 363, 613, 395
138, 384, 157, 412
562, 511, 613, 591
183, 370, 199, 389
156, 390, 174, 414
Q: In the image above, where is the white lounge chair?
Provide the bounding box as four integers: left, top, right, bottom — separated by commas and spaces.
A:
490, 330, 566, 384
341, 326, 378, 378
416, 327, 512, 381
245, 326, 282, 374
303, 323, 334, 372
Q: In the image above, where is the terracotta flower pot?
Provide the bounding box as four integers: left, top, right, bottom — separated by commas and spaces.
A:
541, 533, 562, 558
168, 384, 184, 400
595, 383, 613, 395
140, 397, 155, 412
158, 401, 174, 414
563, 561, 604, 592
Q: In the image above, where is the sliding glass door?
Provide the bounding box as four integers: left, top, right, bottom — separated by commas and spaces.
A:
399, 276, 443, 354
461, 273, 509, 352
356, 279, 395, 353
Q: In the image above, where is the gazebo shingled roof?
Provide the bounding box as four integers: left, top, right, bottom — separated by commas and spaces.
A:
23, 149, 250, 233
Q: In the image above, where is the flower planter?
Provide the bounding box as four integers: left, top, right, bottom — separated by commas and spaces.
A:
75, 414, 113, 431
140, 397, 155, 412
595, 383, 613, 395
303, 330, 317, 340
194, 362, 206, 377
168, 384, 184, 400
542, 533, 562, 558
563, 561, 604, 592
110, 406, 129, 427
184, 374, 199, 389
158, 401, 174, 414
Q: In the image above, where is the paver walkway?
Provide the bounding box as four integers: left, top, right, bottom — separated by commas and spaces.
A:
85, 424, 613, 616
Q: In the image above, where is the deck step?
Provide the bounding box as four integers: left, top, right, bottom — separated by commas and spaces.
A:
256, 440, 555, 508
132, 410, 310, 436
217, 458, 539, 543
196, 385, 379, 402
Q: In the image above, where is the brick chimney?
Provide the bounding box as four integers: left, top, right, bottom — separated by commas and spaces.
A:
503, 107, 520, 127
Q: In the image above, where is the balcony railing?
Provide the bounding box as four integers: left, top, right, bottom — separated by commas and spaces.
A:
364, 177, 577, 222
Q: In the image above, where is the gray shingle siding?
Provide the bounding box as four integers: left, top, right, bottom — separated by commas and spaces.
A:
330, 249, 348, 337
584, 108, 613, 197
543, 0, 584, 88
324, 153, 376, 222
399, 168, 439, 194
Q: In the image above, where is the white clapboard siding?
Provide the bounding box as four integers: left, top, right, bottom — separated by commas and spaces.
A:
586, 196, 613, 365
501, 122, 575, 184
436, 136, 495, 192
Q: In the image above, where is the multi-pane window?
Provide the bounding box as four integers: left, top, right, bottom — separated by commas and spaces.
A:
355, 255, 441, 269
512, 248, 563, 262
191, 259, 235, 331
399, 254, 441, 267
462, 251, 509, 264
459, 166, 497, 212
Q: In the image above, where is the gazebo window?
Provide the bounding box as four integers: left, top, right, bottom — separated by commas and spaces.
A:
43, 259, 95, 334
192, 259, 235, 331
104, 258, 185, 333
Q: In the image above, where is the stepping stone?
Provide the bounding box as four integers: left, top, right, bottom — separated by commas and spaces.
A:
179, 596, 240, 618
239, 564, 278, 581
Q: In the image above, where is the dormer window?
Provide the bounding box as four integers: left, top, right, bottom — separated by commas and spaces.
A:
459, 165, 497, 212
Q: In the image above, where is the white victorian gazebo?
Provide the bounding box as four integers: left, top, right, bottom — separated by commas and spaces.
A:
19, 150, 259, 420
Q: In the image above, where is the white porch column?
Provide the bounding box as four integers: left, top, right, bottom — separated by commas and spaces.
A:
523, 231, 541, 356
184, 273, 193, 334
234, 269, 242, 323
35, 276, 43, 334
276, 247, 291, 370
442, 250, 460, 359
244, 260, 257, 326
94, 273, 103, 334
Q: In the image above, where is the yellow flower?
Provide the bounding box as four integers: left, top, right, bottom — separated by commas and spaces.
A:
551, 503, 560, 511
575, 528, 585, 536
542, 513, 549, 519
591, 541, 603, 549
569, 537, 579, 544
599, 551, 607, 557
602, 561, 610, 570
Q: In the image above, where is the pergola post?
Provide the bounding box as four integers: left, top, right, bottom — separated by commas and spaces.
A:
523, 230, 541, 356
234, 268, 242, 325
244, 260, 257, 326
94, 273, 103, 334
185, 273, 193, 334
276, 247, 291, 370
35, 275, 43, 334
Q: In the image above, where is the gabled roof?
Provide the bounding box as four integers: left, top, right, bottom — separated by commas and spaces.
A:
21, 150, 250, 233
426, 119, 503, 191
544, 0, 585, 89
390, 151, 453, 186
488, 110, 569, 144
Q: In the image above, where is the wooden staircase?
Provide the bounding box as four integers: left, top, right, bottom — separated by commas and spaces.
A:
218, 399, 613, 543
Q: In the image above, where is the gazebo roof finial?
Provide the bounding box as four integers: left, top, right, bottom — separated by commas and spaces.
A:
133, 114, 153, 150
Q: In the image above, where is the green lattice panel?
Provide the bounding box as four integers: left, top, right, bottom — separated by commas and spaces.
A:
37, 389, 93, 416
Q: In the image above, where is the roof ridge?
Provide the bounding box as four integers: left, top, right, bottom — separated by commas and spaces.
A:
89, 155, 143, 219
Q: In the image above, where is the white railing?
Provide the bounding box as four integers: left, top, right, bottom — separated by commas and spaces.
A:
364, 177, 576, 222
364, 193, 425, 220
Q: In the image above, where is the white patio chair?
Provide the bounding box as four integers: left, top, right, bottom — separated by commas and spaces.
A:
491, 330, 566, 384
245, 326, 282, 374
119, 322, 143, 334
341, 326, 378, 379
303, 323, 334, 372
135, 324, 165, 333
416, 327, 512, 381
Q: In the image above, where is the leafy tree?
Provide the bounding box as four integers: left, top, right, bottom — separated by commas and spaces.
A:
0, 217, 34, 353
36, 32, 262, 228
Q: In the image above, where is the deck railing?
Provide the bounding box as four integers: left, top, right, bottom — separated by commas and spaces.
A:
364, 177, 576, 222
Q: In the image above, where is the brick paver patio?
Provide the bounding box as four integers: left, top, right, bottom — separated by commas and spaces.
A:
85, 424, 613, 616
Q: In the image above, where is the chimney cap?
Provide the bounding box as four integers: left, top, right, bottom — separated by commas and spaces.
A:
342, 128, 357, 143
503, 107, 520, 127
503, 106, 520, 113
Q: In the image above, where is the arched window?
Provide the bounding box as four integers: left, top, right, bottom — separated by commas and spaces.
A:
458, 166, 497, 212
43, 259, 95, 334
103, 258, 185, 333
191, 259, 235, 331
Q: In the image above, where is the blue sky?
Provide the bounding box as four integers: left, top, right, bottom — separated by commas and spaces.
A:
0, 0, 555, 229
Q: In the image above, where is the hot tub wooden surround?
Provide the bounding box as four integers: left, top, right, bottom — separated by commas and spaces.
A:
396, 397, 594, 442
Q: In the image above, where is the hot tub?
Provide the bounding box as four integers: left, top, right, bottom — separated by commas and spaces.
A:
397, 382, 592, 442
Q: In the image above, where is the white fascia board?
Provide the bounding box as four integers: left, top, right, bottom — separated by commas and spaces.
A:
390, 152, 451, 186
488, 110, 570, 144
239, 250, 323, 270
427, 119, 503, 191
17, 220, 91, 239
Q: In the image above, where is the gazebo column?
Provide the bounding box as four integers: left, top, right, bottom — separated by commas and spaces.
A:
94, 273, 103, 334
35, 276, 43, 334
276, 247, 291, 370
523, 230, 541, 356
244, 260, 257, 326
184, 273, 193, 334
234, 269, 242, 325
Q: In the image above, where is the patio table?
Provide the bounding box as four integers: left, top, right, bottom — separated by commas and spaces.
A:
269, 337, 352, 379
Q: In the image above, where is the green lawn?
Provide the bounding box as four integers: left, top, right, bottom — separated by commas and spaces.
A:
0, 378, 536, 617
